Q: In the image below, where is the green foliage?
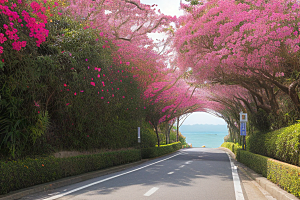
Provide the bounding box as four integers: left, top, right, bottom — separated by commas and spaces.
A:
141, 142, 182, 159
250, 108, 270, 132
238, 150, 300, 198
246, 131, 267, 155
221, 142, 242, 159
140, 123, 157, 148
247, 123, 300, 166
0, 16, 146, 158
29, 111, 50, 144
0, 149, 141, 195
222, 142, 300, 197
238, 150, 268, 177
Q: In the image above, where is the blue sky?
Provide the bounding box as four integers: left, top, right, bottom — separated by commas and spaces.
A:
140, 0, 227, 125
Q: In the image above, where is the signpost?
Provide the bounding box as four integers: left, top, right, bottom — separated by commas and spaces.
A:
239, 112, 247, 150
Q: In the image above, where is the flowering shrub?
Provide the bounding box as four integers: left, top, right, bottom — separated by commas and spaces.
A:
0, 0, 58, 54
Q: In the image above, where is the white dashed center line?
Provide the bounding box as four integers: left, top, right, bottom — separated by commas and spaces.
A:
144, 187, 159, 196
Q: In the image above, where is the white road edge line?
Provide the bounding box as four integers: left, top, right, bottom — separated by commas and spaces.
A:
227, 153, 245, 200
144, 187, 159, 196
167, 172, 174, 174
43, 153, 181, 200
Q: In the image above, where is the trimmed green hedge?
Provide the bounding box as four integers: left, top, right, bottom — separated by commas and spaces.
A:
0, 149, 141, 195
221, 142, 300, 198
247, 123, 300, 166
221, 142, 242, 160
238, 150, 300, 198
142, 142, 182, 159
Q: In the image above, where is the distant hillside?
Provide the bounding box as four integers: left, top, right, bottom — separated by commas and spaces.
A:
179, 124, 228, 133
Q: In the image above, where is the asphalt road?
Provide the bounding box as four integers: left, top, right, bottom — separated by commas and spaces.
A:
20, 148, 244, 200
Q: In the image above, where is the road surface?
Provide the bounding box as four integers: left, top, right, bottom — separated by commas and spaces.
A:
19, 148, 271, 200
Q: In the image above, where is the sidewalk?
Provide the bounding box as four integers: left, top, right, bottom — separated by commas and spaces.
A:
219, 147, 299, 200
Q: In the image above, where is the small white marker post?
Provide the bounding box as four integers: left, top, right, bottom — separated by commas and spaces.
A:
138, 127, 141, 143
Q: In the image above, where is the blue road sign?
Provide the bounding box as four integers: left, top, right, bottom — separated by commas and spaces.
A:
240, 122, 246, 136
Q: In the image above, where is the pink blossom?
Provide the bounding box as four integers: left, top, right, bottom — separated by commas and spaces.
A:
34, 101, 40, 107
90, 82, 95, 86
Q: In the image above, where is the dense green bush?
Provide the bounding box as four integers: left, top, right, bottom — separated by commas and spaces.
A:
140, 123, 157, 148
0, 149, 140, 195
141, 142, 181, 159
246, 131, 267, 155
247, 123, 300, 166
0, 16, 147, 159
238, 150, 300, 198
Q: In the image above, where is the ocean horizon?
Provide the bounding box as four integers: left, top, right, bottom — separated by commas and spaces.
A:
181, 132, 228, 148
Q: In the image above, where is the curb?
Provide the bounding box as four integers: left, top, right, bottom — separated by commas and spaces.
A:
218, 147, 299, 200
0, 159, 149, 200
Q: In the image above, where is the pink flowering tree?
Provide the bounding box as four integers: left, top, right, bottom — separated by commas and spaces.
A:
0, 0, 57, 60
175, 0, 300, 115
144, 71, 204, 146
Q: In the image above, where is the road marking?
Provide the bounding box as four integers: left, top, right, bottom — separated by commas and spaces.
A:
43, 153, 181, 200
227, 153, 245, 200
179, 165, 185, 168
185, 161, 193, 164
48, 192, 60, 196
167, 172, 174, 174
144, 187, 159, 196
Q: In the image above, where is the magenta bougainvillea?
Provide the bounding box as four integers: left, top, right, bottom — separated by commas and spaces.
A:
0, 0, 58, 54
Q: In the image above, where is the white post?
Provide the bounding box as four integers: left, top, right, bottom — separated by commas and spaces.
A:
138, 127, 141, 143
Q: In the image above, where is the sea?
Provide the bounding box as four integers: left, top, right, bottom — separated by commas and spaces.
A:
182, 132, 228, 148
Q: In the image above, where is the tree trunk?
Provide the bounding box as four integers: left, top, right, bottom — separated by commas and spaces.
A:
177, 117, 179, 142
289, 80, 300, 112
155, 126, 160, 147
